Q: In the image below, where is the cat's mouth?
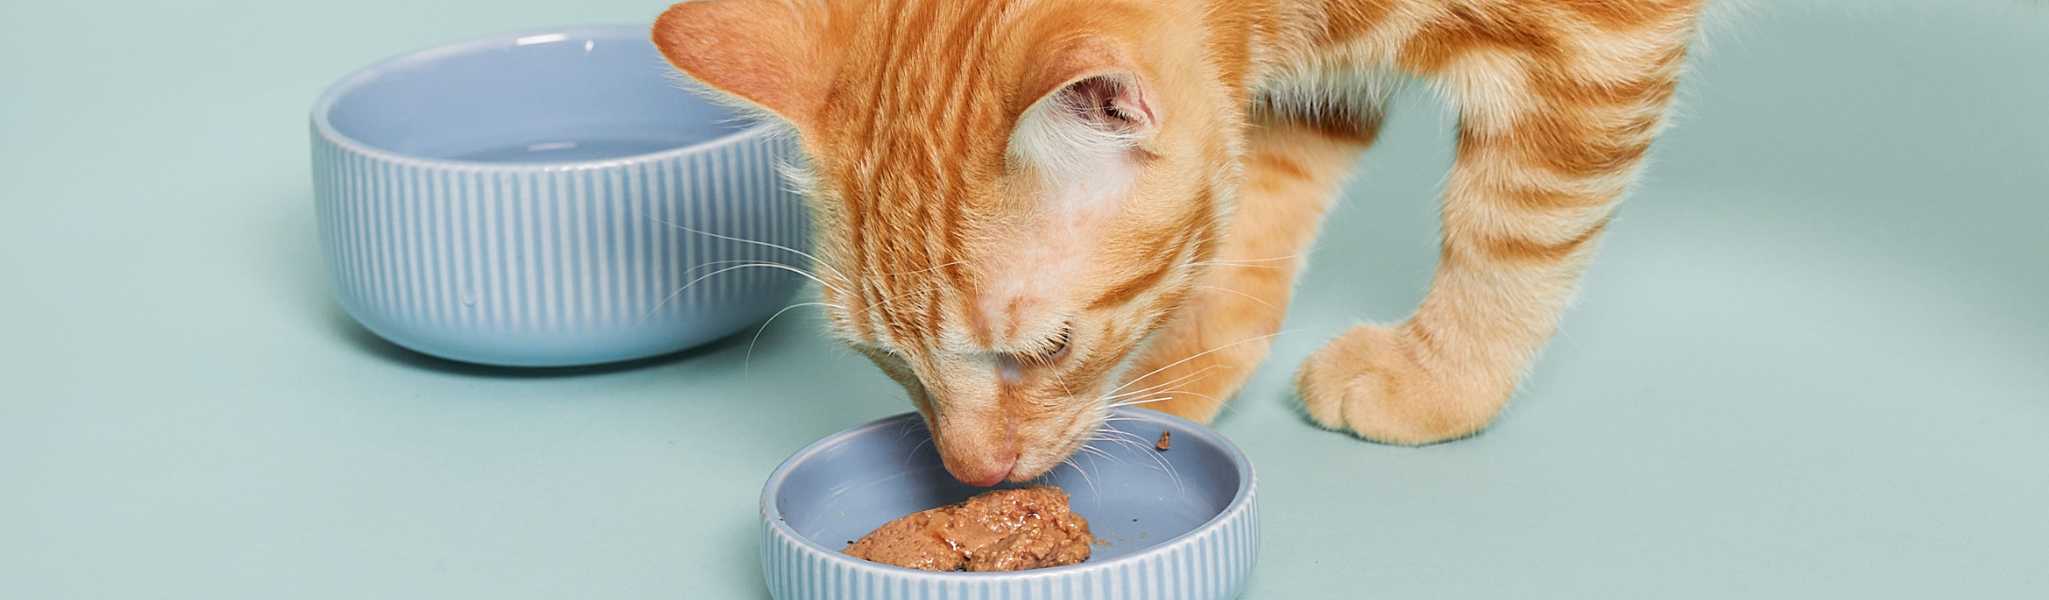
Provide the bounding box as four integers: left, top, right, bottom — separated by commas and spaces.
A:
1000, 399, 1114, 484
919, 389, 1109, 486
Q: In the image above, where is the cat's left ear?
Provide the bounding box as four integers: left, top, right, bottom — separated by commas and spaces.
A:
652, 0, 835, 131
1007, 37, 1161, 179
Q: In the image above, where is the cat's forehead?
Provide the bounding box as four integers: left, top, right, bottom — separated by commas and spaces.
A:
810, 1, 1038, 151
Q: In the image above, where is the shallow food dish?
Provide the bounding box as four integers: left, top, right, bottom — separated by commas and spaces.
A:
309, 24, 807, 367
761, 408, 1258, 599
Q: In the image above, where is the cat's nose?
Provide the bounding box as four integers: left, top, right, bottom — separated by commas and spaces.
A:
926, 398, 1020, 486
944, 448, 1019, 488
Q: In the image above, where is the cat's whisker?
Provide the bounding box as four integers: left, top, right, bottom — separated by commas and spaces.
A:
1074, 444, 1119, 469
1092, 427, 1157, 449
1100, 364, 1220, 404
646, 262, 847, 320
902, 437, 933, 468
1107, 390, 1218, 410
1088, 427, 1185, 492
1046, 354, 1077, 398
683, 259, 833, 286
652, 217, 852, 285
1090, 432, 1142, 453
1098, 417, 1168, 428
1096, 428, 1185, 493
1103, 395, 1169, 409
836, 279, 948, 340
719, 263, 848, 293
745, 302, 842, 373
1071, 448, 1115, 496
1076, 452, 1105, 498
1190, 264, 1284, 272
1189, 253, 1301, 265
1059, 455, 1100, 498
1104, 367, 1215, 402
1195, 284, 1281, 313
1103, 395, 1174, 410
891, 419, 925, 443
1080, 439, 1139, 469
1101, 330, 1296, 397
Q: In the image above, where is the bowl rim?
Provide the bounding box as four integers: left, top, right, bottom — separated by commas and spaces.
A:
309, 22, 781, 172
758, 407, 1258, 581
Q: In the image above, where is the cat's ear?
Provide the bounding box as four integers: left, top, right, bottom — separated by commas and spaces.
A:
1007, 37, 1161, 181
652, 0, 835, 130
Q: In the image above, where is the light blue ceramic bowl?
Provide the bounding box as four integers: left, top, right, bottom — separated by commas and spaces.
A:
762, 408, 1258, 599
309, 25, 807, 367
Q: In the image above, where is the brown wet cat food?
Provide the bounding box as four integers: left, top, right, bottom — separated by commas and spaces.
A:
1155, 431, 1172, 451
843, 487, 1092, 572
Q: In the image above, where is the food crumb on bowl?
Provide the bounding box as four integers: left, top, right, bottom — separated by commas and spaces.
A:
1155, 431, 1171, 451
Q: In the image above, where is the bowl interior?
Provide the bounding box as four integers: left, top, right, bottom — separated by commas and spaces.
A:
320, 25, 746, 163
771, 409, 1246, 566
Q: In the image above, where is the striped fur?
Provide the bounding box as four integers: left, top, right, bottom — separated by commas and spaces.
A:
655, 0, 1704, 477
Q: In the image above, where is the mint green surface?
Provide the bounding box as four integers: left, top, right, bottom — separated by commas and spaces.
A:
4, 1, 2045, 598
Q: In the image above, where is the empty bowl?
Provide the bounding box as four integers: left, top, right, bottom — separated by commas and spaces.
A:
760, 408, 1258, 599
309, 24, 808, 367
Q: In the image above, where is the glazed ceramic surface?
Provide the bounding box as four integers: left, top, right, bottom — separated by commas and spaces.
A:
310, 25, 808, 366
759, 408, 1258, 599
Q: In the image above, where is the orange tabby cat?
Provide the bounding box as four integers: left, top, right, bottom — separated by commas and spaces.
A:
654, 0, 1702, 485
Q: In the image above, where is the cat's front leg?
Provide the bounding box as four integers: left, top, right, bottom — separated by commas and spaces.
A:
1297, 18, 1694, 444
1121, 122, 1375, 423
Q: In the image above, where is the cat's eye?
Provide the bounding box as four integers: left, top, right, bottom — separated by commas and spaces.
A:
1004, 325, 1073, 370
1041, 326, 1073, 364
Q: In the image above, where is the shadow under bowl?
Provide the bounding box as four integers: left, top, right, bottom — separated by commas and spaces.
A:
760, 408, 1258, 599
309, 24, 808, 367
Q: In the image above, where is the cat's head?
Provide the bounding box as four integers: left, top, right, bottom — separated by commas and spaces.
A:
654, 0, 1232, 485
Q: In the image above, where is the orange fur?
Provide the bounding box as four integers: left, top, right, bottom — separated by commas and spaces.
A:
654, 0, 1704, 481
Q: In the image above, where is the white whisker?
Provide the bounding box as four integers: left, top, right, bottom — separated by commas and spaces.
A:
1192, 253, 1301, 265
1075, 443, 1118, 463
1102, 364, 1221, 404
746, 302, 841, 373
1097, 426, 1185, 493
653, 217, 850, 285
1060, 456, 1099, 498
646, 263, 847, 320
1107, 390, 1219, 410
902, 437, 932, 468
1101, 330, 1294, 397
1196, 284, 1281, 313
1103, 395, 1174, 410
891, 419, 924, 443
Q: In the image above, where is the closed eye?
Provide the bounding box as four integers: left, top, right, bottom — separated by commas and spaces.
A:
1014, 323, 1073, 367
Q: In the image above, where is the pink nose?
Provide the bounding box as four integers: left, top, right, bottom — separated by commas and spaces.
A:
946, 452, 1019, 488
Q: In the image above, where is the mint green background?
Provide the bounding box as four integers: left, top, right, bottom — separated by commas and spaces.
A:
4, 1, 2045, 598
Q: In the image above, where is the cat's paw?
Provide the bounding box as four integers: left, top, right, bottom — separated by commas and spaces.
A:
1295, 324, 1505, 445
